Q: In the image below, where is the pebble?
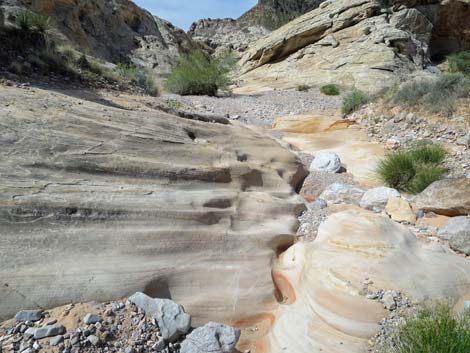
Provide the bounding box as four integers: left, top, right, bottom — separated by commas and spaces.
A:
84, 313, 101, 325
50, 335, 64, 346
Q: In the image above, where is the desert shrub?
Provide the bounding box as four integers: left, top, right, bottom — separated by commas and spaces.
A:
320, 84, 340, 96
385, 300, 470, 353
407, 165, 447, 194
377, 142, 447, 194
297, 84, 309, 92
164, 50, 232, 96
448, 51, 470, 75
136, 69, 159, 96
38, 49, 76, 76
115, 63, 138, 81
16, 10, 51, 33
341, 89, 368, 114
76, 54, 104, 76
393, 73, 470, 114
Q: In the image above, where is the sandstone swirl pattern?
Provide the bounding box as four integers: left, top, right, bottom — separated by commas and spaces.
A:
0, 86, 307, 323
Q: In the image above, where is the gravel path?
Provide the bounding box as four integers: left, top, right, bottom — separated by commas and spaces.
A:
160, 89, 342, 126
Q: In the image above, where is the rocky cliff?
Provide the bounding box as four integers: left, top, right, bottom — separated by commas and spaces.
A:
239, 0, 324, 29
188, 18, 269, 57
0, 0, 200, 77
188, 0, 323, 57
238, 0, 470, 93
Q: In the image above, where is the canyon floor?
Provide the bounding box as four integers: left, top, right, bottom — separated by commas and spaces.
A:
1, 80, 470, 353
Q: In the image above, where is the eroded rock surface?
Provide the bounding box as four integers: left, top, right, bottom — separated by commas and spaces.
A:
0, 85, 307, 322
266, 209, 470, 353
0, 0, 199, 77
238, 0, 470, 93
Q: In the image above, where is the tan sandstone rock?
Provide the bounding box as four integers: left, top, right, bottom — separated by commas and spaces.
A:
237, 0, 470, 94
415, 178, 470, 216
261, 209, 470, 353
385, 196, 416, 224
0, 85, 307, 323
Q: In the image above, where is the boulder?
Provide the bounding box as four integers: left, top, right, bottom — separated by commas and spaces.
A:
309, 152, 341, 173
129, 292, 191, 341
180, 322, 241, 353
438, 216, 470, 255
385, 197, 416, 224
319, 183, 366, 205
27, 324, 66, 339
15, 310, 42, 322
360, 187, 400, 210
84, 313, 101, 325
415, 178, 470, 216
450, 232, 470, 255
437, 216, 470, 241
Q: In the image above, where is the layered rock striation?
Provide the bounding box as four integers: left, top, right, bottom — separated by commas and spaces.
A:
0, 85, 307, 323
238, 0, 470, 93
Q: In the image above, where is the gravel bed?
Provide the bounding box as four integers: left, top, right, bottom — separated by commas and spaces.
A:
160, 89, 342, 126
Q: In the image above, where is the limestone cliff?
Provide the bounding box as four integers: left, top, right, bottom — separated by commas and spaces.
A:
0, 0, 200, 77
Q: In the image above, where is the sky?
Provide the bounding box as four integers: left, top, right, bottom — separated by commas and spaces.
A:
134, 0, 257, 30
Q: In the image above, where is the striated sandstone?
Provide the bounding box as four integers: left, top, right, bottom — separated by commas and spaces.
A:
0, 85, 307, 323
238, 0, 470, 93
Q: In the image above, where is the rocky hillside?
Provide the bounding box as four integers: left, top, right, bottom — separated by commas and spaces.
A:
238, 0, 470, 93
188, 0, 323, 57
188, 19, 268, 57
0, 0, 199, 77
239, 0, 323, 29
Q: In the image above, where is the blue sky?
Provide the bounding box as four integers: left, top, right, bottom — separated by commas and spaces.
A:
134, 0, 257, 30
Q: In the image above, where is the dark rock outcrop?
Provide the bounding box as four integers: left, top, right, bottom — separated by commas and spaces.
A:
0, 0, 200, 77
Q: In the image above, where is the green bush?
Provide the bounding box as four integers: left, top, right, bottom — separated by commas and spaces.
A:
385, 300, 470, 353
16, 10, 52, 33
297, 84, 309, 92
164, 50, 232, 96
341, 89, 368, 114
377, 143, 447, 194
393, 73, 470, 114
448, 51, 470, 75
136, 70, 159, 96
115, 63, 138, 81
320, 84, 340, 96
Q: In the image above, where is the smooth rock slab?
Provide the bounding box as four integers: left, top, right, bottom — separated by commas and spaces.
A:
15, 310, 42, 322
310, 152, 341, 173
129, 292, 191, 342
319, 183, 365, 205
360, 187, 400, 210
180, 322, 241, 353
